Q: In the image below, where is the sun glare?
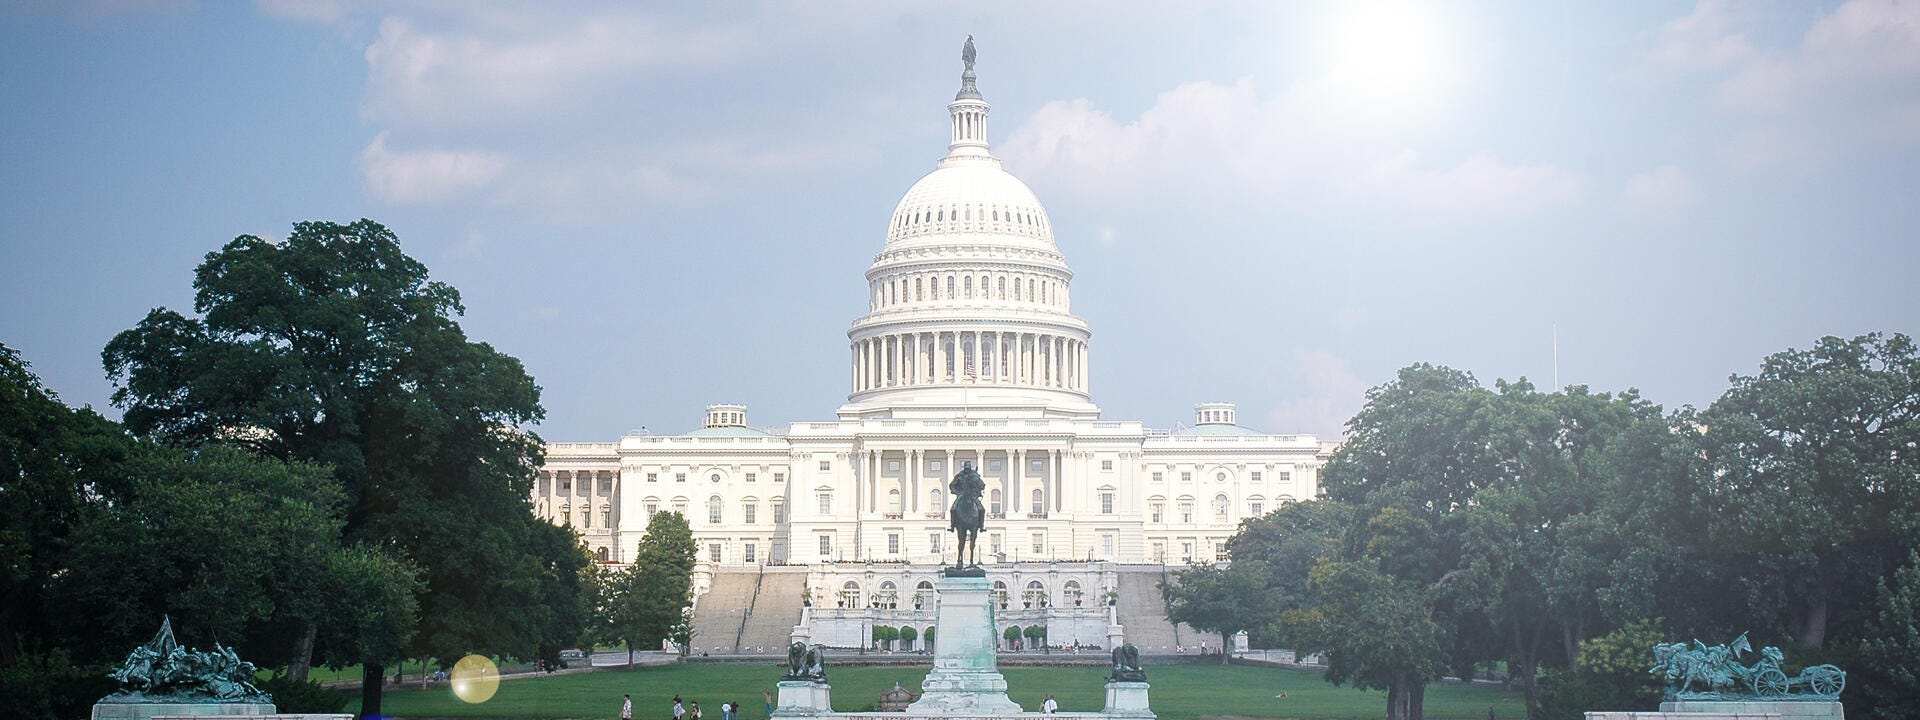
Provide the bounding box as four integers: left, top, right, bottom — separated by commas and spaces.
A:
1318, 1, 1461, 112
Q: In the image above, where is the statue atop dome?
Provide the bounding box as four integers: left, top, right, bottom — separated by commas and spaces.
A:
962, 35, 976, 73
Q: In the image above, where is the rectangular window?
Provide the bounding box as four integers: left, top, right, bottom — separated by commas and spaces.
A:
1181, 472, 1192, 483
646, 503, 659, 519
887, 460, 901, 471
1031, 532, 1045, 555
1030, 459, 1044, 470
560, 480, 571, 493
708, 543, 722, 563
744, 503, 758, 524
744, 543, 757, 564
601, 478, 612, 494
745, 472, 757, 483
1102, 534, 1115, 557
1153, 542, 1165, 563
1181, 542, 1193, 563
675, 473, 687, 483
1251, 471, 1263, 483
1101, 459, 1114, 471
1150, 503, 1164, 523
817, 493, 832, 515
818, 534, 833, 557
930, 533, 943, 553
1250, 501, 1263, 516
1280, 471, 1292, 483
1216, 542, 1229, 562
773, 503, 788, 524
931, 460, 943, 472
990, 533, 1003, 556
647, 472, 658, 483
1101, 492, 1115, 514
1152, 471, 1163, 483
888, 533, 901, 554
774, 472, 786, 483
819, 460, 831, 471
989, 460, 1002, 471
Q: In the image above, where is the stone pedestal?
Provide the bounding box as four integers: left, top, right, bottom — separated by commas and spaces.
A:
1664, 700, 1841, 720
906, 575, 1022, 715
1103, 682, 1154, 718
773, 680, 833, 716
92, 703, 277, 720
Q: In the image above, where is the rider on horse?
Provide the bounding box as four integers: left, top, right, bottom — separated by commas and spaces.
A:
949, 461, 987, 567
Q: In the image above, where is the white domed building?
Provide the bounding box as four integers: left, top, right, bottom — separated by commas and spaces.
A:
533, 46, 1333, 654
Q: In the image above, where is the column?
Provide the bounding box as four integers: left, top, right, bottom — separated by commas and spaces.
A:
934, 331, 947, 384
1011, 449, 1023, 519
909, 450, 920, 513
1052, 450, 1063, 513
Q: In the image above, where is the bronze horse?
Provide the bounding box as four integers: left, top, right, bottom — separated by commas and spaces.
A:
949, 462, 987, 567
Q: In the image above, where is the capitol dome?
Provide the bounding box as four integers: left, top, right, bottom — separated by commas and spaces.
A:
840, 41, 1096, 421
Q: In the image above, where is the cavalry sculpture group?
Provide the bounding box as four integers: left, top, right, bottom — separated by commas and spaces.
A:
1650, 632, 1845, 700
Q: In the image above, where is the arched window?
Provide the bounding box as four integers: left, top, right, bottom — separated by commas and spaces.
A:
1063, 580, 1084, 606
990, 488, 1002, 516
1213, 493, 1230, 520
708, 495, 723, 524
1023, 580, 1048, 608
1030, 488, 1044, 515
597, 547, 610, 562
914, 580, 935, 609
840, 581, 861, 609
946, 276, 955, 297
964, 277, 973, 298
888, 488, 902, 514
1013, 277, 1022, 299
997, 276, 1006, 299
876, 580, 898, 609
992, 581, 1010, 609
915, 277, 924, 301
930, 489, 945, 516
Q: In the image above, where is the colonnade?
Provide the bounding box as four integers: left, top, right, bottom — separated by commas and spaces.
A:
850, 448, 1067, 519
850, 330, 1087, 394
869, 268, 1067, 311
537, 469, 615, 529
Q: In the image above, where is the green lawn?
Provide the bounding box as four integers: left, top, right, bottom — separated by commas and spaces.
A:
354, 663, 1526, 720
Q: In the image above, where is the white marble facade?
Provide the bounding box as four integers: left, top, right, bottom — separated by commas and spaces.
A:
532, 56, 1331, 573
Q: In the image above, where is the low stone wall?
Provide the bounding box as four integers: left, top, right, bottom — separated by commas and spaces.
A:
1584, 713, 1780, 720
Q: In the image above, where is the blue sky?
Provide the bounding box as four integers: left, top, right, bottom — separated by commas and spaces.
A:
3, 0, 1917, 441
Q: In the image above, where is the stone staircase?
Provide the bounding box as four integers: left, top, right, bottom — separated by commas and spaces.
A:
687, 567, 810, 655
1112, 566, 1201, 655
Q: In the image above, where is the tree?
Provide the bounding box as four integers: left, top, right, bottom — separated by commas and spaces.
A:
899, 625, 918, 652
1023, 624, 1047, 652
101, 220, 582, 715
924, 626, 935, 651
1857, 551, 1920, 718
1003, 625, 1022, 650
609, 512, 696, 662
1694, 333, 1920, 648
1162, 561, 1267, 665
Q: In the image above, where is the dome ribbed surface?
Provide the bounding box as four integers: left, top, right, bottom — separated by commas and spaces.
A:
885, 159, 1055, 252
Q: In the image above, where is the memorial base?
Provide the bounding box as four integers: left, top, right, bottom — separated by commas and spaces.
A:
1103, 682, 1154, 718
773, 680, 834, 716
1585, 700, 1843, 720
92, 703, 278, 720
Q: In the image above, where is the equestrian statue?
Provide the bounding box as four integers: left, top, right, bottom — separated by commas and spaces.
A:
948, 461, 987, 572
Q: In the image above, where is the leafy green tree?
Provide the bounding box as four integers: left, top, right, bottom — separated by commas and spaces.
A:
899, 625, 918, 651
1289, 551, 1448, 720
1857, 550, 1920, 718
1694, 333, 1920, 647
1003, 625, 1022, 650
1535, 619, 1666, 720
1228, 499, 1352, 649
1163, 560, 1269, 665
1022, 624, 1046, 652
101, 220, 581, 715
609, 512, 696, 663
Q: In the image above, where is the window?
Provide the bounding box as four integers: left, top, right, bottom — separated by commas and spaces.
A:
1251, 471, 1262, 483
888, 488, 902, 514
1181, 542, 1194, 563
673, 498, 687, 516
1279, 471, 1292, 483
1030, 459, 1044, 470
1101, 491, 1115, 514
931, 460, 943, 472
819, 460, 831, 471
1216, 471, 1227, 483
744, 543, 757, 564
601, 478, 612, 494
648, 472, 659, 483
1023, 580, 1047, 608
887, 459, 901, 471
774, 472, 785, 483
1181, 472, 1192, 483
930, 489, 945, 514
993, 580, 1009, 609
773, 499, 788, 524
1150, 501, 1164, 523
744, 502, 758, 524
1030, 489, 1044, 515
645, 501, 659, 520
819, 535, 834, 558
990, 489, 1002, 516
1216, 542, 1229, 562
929, 533, 943, 554
711, 473, 722, 484
598, 547, 611, 562
988, 460, 1002, 470
1153, 541, 1166, 563
1152, 471, 1163, 483
1179, 498, 1194, 523
1100, 535, 1114, 558
1101, 459, 1113, 471
708, 543, 722, 563
1214, 494, 1230, 520
990, 533, 1003, 556
817, 491, 833, 515
708, 496, 723, 524
559, 504, 571, 525
675, 473, 686, 483
1249, 500, 1264, 516
601, 506, 611, 527
839, 580, 859, 607
560, 478, 572, 493
888, 533, 901, 554
746, 472, 756, 483
1031, 532, 1045, 555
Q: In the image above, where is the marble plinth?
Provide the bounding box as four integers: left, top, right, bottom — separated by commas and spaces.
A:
1103, 682, 1154, 718
906, 576, 1022, 715
773, 680, 834, 716
1663, 700, 1841, 720
92, 703, 276, 720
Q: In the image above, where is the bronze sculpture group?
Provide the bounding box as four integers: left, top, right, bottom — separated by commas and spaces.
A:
102, 616, 270, 704
784, 641, 827, 682
1650, 632, 1845, 700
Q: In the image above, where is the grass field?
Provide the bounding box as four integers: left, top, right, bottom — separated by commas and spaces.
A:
353, 663, 1526, 720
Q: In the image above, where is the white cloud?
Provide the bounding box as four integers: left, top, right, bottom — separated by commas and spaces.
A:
361, 13, 748, 126
1002, 78, 1581, 219
1645, 0, 1920, 165
1621, 164, 1698, 216
1265, 349, 1370, 439
359, 131, 507, 205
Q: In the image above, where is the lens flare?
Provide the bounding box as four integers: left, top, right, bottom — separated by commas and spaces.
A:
449, 654, 499, 704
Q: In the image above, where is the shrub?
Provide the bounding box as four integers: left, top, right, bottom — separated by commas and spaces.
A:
257, 675, 348, 714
